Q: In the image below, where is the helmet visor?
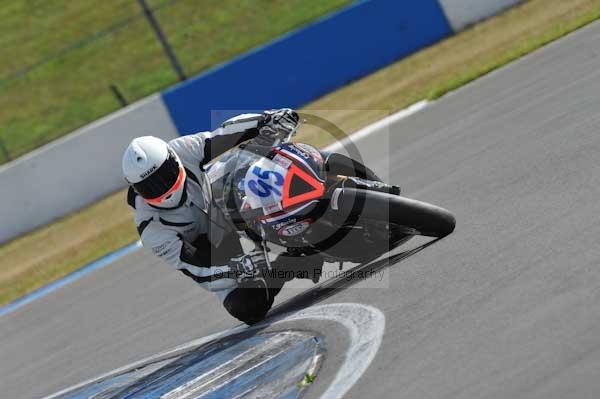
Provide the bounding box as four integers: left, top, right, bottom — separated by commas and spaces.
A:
132, 150, 182, 200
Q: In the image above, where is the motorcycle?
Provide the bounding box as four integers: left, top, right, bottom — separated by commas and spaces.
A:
207, 121, 455, 277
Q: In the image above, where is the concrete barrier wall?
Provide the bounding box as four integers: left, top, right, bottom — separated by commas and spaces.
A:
161, 0, 452, 134
0, 95, 178, 243
438, 0, 524, 31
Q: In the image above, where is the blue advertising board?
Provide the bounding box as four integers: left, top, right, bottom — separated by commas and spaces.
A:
162, 0, 451, 134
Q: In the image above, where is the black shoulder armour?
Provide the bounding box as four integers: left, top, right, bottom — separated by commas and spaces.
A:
127, 186, 137, 209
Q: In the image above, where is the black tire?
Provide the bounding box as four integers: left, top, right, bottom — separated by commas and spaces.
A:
333, 188, 456, 238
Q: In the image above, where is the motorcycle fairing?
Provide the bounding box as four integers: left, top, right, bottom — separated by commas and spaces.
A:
275, 143, 325, 180
242, 143, 325, 213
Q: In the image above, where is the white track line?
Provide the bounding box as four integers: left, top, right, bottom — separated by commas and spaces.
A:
323, 100, 429, 152
284, 303, 386, 399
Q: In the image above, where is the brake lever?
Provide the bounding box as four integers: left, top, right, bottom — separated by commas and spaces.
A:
282, 122, 300, 143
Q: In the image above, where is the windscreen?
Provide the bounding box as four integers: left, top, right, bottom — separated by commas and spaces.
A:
208, 148, 268, 223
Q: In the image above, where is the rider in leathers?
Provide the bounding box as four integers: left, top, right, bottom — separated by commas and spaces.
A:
123, 109, 321, 325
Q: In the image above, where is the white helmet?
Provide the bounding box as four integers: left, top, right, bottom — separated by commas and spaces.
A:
122, 136, 187, 208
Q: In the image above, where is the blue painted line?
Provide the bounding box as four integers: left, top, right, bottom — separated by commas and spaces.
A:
0, 241, 142, 318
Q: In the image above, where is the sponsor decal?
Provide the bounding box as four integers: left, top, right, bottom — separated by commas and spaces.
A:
272, 154, 292, 169
140, 165, 157, 179
279, 219, 311, 237
151, 241, 171, 257
272, 218, 297, 230
262, 202, 283, 215
286, 144, 310, 159
261, 200, 318, 223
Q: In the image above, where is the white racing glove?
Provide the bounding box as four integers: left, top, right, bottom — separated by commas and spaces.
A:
228, 249, 268, 283
258, 108, 300, 142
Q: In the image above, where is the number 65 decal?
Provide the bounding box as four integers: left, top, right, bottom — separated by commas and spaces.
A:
247, 166, 284, 197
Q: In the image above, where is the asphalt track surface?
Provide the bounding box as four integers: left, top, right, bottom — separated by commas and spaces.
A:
3, 21, 600, 399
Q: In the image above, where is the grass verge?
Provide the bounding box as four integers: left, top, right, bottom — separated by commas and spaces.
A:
0, 0, 350, 163
2, 0, 599, 306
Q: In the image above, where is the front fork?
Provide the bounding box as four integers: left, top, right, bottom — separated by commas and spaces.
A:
322, 151, 400, 195
327, 175, 401, 215
255, 224, 273, 272
333, 175, 401, 196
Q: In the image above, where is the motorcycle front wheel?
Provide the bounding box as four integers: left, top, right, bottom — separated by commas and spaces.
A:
332, 188, 456, 238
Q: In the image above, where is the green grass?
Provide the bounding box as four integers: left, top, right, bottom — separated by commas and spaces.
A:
0, 0, 351, 162
2, 0, 600, 306
0, 191, 137, 304
426, 7, 600, 100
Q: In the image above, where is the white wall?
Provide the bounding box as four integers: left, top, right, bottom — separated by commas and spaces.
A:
438, 0, 524, 32
0, 94, 178, 243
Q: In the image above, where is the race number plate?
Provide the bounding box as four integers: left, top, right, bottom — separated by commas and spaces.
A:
244, 157, 288, 209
